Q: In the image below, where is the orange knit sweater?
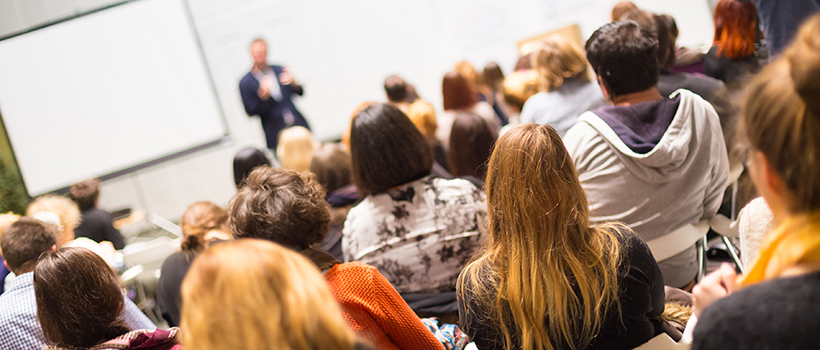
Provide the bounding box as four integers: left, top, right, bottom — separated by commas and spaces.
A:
324, 262, 445, 350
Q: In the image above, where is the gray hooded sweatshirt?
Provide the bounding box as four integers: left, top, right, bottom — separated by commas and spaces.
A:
564, 89, 729, 286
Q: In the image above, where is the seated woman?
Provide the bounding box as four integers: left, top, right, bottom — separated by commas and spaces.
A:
277, 126, 320, 173
157, 201, 231, 327
691, 15, 820, 349
704, 0, 760, 86
310, 143, 359, 260
519, 34, 604, 136
34, 247, 179, 350
447, 112, 498, 187
229, 166, 445, 350
457, 124, 664, 350
181, 239, 373, 350
438, 72, 500, 148
344, 103, 486, 294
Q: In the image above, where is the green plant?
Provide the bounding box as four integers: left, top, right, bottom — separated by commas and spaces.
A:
0, 159, 28, 215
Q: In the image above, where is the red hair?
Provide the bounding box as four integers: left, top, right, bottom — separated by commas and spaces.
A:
442, 71, 477, 111
713, 0, 757, 59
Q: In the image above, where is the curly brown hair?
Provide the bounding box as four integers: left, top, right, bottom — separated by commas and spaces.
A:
228, 167, 330, 250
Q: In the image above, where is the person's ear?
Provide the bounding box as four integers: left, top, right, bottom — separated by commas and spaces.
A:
597, 76, 612, 103
50, 245, 57, 252
3, 260, 9, 272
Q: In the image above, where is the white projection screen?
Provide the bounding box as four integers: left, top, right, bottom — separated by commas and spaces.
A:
0, 0, 227, 196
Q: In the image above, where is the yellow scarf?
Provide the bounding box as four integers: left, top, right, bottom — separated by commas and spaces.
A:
740, 210, 820, 286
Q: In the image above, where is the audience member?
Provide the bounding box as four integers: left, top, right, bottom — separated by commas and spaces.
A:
0, 213, 19, 294
68, 178, 126, 250
439, 71, 499, 148
344, 103, 486, 294
181, 239, 373, 350
157, 201, 230, 327
458, 124, 664, 350
564, 20, 729, 288
513, 52, 534, 71
501, 70, 539, 121
456, 61, 507, 126
384, 75, 411, 113
520, 35, 604, 136
692, 15, 820, 348
276, 125, 320, 173
229, 166, 445, 350
483, 62, 513, 125
704, 0, 761, 86
310, 144, 359, 261
405, 99, 448, 169
233, 147, 271, 188
34, 247, 178, 350
447, 113, 497, 187
0, 218, 154, 349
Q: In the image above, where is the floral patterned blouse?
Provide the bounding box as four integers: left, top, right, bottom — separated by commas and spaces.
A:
342, 176, 487, 293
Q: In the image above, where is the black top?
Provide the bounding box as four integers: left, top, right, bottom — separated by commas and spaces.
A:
157, 251, 193, 327
457, 229, 664, 350
703, 46, 760, 86
74, 208, 126, 250
692, 271, 820, 350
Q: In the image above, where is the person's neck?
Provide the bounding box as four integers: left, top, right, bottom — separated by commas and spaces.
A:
610, 87, 663, 106
252, 62, 268, 72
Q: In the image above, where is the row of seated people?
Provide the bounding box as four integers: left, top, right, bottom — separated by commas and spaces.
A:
0, 8, 816, 350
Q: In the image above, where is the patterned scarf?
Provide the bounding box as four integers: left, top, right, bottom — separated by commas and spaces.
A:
740, 210, 820, 286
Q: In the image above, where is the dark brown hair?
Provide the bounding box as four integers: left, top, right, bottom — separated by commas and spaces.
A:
68, 178, 100, 211
442, 71, 478, 111
384, 75, 408, 103
310, 143, 352, 194
180, 201, 229, 253
448, 113, 497, 181
233, 148, 271, 189
349, 103, 433, 196
1, 217, 57, 273
229, 167, 330, 249
483, 62, 505, 91
586, 20, 659, 97
35, 247, 129, 348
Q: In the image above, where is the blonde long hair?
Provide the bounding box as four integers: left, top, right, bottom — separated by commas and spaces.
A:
181, 239, 358, 350
533, 35, 590, 92
458, 124, 623, 350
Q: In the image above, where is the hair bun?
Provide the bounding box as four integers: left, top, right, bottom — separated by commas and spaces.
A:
787, 15, 820, 117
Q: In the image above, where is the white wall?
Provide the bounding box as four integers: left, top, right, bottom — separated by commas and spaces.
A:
0, 0, 715, 222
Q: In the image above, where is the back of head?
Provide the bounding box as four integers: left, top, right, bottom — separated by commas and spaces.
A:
277, 126, 320, 173
610, 1, 638, 21
653, 13, 678, 70
534, 35, 590, 91
233, 148, 271, 188
462, 123, 622, 350
713, 0, 758, 59
405, 100, 438, 141
68, 178, 100, 212
310, 143, 353, 194
741, 14, 820, 212
454, 60, 479, 87
1, 217, 57, 274
34, 247, 128, 348
482, 62, 505, 91
384, 75, 408, 103
442, 71, 478, 110
26, 195, 81, 246
514, 53, 534, 71
502, 70, 540, 112
349, 103, 433, 196
586, 20, 659, 98
181, 239, 356, 350
180, 201, 229, 253
229, 167, 329, 249
447, 113, 497, 181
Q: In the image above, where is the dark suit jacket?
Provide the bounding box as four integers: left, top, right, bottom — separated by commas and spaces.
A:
239, 65, 310, 149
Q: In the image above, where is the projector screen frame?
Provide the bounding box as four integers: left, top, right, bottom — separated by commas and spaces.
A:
0, 0, 231, 197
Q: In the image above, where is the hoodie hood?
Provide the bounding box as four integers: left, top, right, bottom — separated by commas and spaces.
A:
577, 89, 709, 183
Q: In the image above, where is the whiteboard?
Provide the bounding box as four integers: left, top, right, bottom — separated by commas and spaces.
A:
0, 0, 227, 196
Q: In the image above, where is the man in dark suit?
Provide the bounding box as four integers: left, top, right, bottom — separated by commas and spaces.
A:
239, 38, 310, 150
